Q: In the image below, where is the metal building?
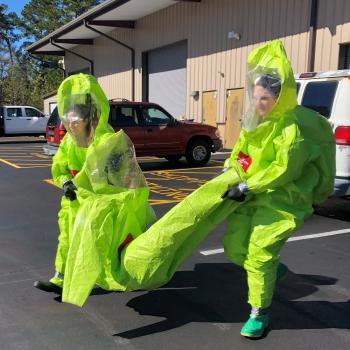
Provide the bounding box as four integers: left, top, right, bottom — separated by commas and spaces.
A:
27, 0, 350, 148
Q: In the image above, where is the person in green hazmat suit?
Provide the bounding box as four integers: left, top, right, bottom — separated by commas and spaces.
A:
218, 41, 336, 337
33, 73, 155, 295
113, 40, 335, 338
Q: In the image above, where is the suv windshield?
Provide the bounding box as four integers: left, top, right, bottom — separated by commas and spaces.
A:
47, 107, 60, 126
301, 81, 338, 118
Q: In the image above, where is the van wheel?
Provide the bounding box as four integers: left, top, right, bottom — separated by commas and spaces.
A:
185, 139, 211, 166
165, 155, 182, 163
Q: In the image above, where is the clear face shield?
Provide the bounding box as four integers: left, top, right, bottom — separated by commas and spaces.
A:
60, 93, 101, 147
241, 67, 281, 131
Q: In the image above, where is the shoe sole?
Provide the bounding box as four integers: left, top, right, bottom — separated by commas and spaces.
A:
33, 282, 62, 295
241, 327, 268, 338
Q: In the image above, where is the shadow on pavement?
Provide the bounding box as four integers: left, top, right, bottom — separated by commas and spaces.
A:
113, 263, 349, 338
314, 197, 350, 222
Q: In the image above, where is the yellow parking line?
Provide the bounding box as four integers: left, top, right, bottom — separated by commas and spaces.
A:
0, 158, 21, 168
44, 179, 59, 187
31, 153, 49, 159
0, 156, 37, 158
20, 165, 51, 168
149, 199, 182, 205
15, 163, 52, 166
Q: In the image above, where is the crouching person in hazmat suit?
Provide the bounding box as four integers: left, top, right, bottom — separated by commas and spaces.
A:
34, 73, 156, 302
116, 40, 335, 339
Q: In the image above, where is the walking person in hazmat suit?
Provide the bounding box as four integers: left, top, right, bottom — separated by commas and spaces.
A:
116, 40, 335, 339
34, 73, 155, 297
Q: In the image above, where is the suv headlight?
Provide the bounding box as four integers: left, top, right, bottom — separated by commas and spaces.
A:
215, 128, 220, 138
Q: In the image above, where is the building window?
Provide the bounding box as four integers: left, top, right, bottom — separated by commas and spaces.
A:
338, 43, 350, 69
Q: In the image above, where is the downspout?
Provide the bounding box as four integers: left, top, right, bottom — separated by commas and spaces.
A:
84, 19, 135, 101
29, 53, 66, 77
308, 0, 318, 72
50, 39, 94, 75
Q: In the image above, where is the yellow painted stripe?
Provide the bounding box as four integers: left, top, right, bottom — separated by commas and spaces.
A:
31, 153, 49, 159
15, 163, 52, 166
44, 179, 60, 187
0, 158, 21, 168
20, 165, 51, 168
149, 199, 181, 206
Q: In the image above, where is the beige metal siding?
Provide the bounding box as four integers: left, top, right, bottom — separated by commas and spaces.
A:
64, 28, 135, 100
62, 0, 349, 143
43, 94, 57, 115
314, 0, 350, 71
133, 0, 311, 123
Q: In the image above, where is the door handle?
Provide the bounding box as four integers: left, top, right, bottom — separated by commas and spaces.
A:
147, 128, 153, 132
26, 118, 31, 120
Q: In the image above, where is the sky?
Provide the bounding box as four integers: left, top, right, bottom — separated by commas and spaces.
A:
2, 0, 28, 15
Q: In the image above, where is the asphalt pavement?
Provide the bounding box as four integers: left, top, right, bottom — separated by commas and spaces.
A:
0, 142, 349, 350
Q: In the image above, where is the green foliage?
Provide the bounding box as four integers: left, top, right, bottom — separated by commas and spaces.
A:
0, 0, 102, 110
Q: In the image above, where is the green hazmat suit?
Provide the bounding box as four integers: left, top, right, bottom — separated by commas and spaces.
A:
49, 73, 155, 291
59, 40, 335, 309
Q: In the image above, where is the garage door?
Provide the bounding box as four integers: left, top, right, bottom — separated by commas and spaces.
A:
148, 41, 187, 119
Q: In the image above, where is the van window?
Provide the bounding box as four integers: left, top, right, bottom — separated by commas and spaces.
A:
301, 81, 338, 118
7, 108, 22, 117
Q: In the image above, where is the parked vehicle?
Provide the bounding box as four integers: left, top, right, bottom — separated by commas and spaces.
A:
0, 106, 48, 135
43, 101, 222, 166
295, 70, 350, 197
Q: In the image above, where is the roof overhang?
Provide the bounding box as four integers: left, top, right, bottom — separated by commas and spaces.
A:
27, 0, 200, 55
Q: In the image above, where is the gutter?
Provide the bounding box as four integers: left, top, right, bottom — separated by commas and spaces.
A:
308, 0, 318, 72
26, 0, 130, 53
50, 39, 94, 75
84, 19, 135, 101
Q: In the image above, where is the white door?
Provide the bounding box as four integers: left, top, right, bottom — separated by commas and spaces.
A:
25, 107, 47, 133
4, 107, 28, 134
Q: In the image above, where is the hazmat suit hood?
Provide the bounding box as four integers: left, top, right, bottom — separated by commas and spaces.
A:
57, 73, 112, 148
242, 40, 297, 131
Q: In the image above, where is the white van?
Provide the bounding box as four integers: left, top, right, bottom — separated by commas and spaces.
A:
0, 105, 48, 135
295, 70, 350, 197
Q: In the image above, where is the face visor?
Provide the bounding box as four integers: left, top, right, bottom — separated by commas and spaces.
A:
241, 67, 281, 131
60, 93, 100, 147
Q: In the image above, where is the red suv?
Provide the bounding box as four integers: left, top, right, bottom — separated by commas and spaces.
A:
44, 101, 222, 166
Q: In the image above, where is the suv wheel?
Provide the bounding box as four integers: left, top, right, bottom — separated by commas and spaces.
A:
165, 155, 182, 163
185, 139, 211, 166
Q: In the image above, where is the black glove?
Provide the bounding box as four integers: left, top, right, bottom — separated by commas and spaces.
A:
221, 184, 247, 202
63, 180, 77, 201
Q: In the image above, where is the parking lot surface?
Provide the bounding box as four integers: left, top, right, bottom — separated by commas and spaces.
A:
0, 142, 349, 350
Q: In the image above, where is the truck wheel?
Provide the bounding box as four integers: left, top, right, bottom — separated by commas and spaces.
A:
165, 155, 182, 163
185, 139, 211, 166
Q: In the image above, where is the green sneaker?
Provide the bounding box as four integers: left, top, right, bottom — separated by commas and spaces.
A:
276, 263, 289, 283
240, 314, 269, 338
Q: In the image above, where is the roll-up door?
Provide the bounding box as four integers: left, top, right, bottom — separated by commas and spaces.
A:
148, 41, 187, 118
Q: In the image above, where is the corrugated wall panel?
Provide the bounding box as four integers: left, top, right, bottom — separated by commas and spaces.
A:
64, 0, 323, 125
315, 0, 350, 71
